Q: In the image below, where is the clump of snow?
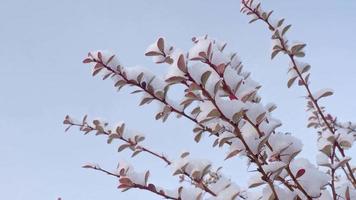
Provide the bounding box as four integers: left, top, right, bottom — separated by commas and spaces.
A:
289, 158, 330, 198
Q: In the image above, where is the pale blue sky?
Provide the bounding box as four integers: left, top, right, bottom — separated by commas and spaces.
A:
1, 0, 356, 200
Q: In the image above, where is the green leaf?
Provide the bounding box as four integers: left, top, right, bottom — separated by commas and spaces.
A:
287, 76, 298, 88
282, 24, 292, 36
200, 71, 212, 86
207, 109, 221, 118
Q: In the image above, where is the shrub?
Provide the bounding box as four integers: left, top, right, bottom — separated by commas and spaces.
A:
64, 1, 356, 199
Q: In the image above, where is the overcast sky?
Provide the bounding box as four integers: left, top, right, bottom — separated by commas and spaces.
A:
1, 0, 356, 200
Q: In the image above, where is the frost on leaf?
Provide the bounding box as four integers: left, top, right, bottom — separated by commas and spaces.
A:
313, 88, 334, 101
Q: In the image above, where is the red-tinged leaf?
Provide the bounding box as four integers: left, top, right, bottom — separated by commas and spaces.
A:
119, 177, 133, 186
295, 169, 305, 179
225, 149, 241, 160
200, 71, 212, 86
97, 52, 103, 61
106, 55, 115, 65
229, 94, 237, 100
198, 51, 207, 58
194, 131, 203, 143
147, 183, 156, 192
145, 51, 162, 56
118, 144, 130, 152
345, 186, 350, 200
118, 184, 130, 189
287, 76, 298, 88
157, 38, 164, 52
216, 63, 226, 75
83, 58, 92, 63
177, 54, 187, 72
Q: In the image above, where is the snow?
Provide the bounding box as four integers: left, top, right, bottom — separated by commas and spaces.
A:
245, 102, 266, 124
268, 132, 303, 163
145, 37, 174, 64
336, 183, 356, 200
289, 158, 330, 198
171, 154, 211, 179
189, 39, 211, 61
210, 49, 229, 67
316, 153, 330, 167
187, 63, 213, 84
312, 88, 334, 101
89, 50, 121, 69
337, 131, 354, 149
180, 187, 203, 200
223, 66, 244, 94
212, 183, 240, 200
258, 117, 282, 136
215, 97, 246, 121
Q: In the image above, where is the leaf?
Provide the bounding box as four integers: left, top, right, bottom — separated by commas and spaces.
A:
291, 43, 306, 55
228, 93, 237, 100
315, 90, 333, 101
180, 152, 190, 158
339, 140, 352, 149
194, 131, 203, 143
191, 107, 201, 115
301, 64, 311, 74
119, 177, 133, 186
157, 38, 164, 52
256, 112, 266, 124
249, 181, 265, 188
334, 157, 351, 169
271, 50, 280, 60
117, 123, 125, 136
287, 76, 298, 88
225, 149, 241, 160
131, 149, 142, 157
207, 109, 221, 118
118, 144, 131, 152
305, 73, 311, 84
165, 76, 186, 84
216, 64, 226, 75
107, 133, 120, 144
232, 111, 244, 123
97, 52, 103, 61
106, 55, 115, 65
63, 115, 72, 124
295, 169, 305, 179
294, 51, 305, 57
83, 58, 92, 63
139, 97, 153, 106
249, 18, 258, 24
345, 186, 350, 200
320, 144, 332, 156
282, 24, 292, 36
92, 63, 104, 76
144, 171, 150, 185
177, 54, 187, 72
145, 51, 162, 56
268, 193, 276, 200
137, 72, 144, 83
200, 71, 212, 86
82, 163, 97, 169
147, 183, 157, 192
277, 18, 285, 27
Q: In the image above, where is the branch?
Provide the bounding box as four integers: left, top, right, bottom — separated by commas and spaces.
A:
64, 117, 218, 197
241, 0, 356, 190
88, 165, 180, 200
